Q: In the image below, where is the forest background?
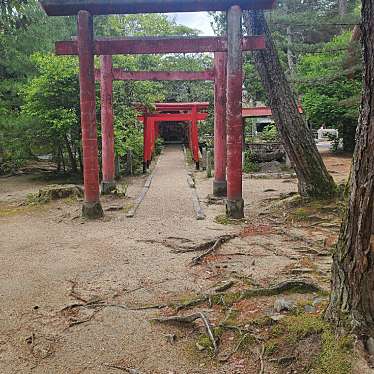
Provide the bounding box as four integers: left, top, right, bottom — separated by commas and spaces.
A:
0, 0, 361, 175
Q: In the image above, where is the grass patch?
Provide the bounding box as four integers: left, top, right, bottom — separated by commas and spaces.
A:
315, 330, 353, 374
268, 313, 353, 374
214, 214, 245, 225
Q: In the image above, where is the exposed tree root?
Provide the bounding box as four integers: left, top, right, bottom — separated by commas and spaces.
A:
218, 333, 250, 362
153, 312, 218, 353
239, 279, 321, 299
176, 279, 322, 311
277, 228, 323, 248
258, 344, 265, 374
190, 234, 238, 265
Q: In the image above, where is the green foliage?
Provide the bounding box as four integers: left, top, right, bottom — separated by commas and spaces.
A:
297, 31, 361, 152
243, 150, 260, 173
1, 9, 214, 175
261, 124, 279, 142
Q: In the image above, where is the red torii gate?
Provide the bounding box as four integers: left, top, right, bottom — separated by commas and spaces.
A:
94, 59, 213, 179
40, 0, 275, 219
138, 103, 209, 171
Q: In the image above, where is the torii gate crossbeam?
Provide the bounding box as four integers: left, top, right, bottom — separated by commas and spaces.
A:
40, 0, 275, 15
56, 35, 265, 55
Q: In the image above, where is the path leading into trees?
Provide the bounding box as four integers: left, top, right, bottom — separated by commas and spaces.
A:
136, 145, 196, 221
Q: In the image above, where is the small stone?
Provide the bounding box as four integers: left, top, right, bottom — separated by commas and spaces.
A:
165, 334, 177, 344
367, 337, 374, 356
270, 314, 286, 322
196, 342, 206, 351
304, 305, 316, 313
312, 297, 327, 307
274, 298, 295, 313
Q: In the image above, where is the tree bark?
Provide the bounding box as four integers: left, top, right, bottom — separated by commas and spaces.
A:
64, 133, 78, 173
286, 25, 295, 77
339, 0, 347, 17
325, 0, 374, 336
244, 11, 336, 198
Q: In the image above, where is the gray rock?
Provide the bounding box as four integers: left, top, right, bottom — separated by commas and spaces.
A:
270, 314, 286, 322
274, 298, 295, 313
304, 305, 316, 313
312, 297, 328, 307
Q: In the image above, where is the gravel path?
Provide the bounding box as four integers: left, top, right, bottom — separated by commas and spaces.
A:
137, 145, 195, 222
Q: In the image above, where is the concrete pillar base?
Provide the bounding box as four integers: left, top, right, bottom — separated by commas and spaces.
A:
101, 180, 116, 195
82, 201, 104, 219
226, 198, 244, 219
213, 180, 227, 197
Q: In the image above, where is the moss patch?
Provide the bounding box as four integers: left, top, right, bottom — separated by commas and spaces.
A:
214, 214, 246, 225
267, 314, 353, 374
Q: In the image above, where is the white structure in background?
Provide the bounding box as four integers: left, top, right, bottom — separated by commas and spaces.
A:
317, 127, 339, 141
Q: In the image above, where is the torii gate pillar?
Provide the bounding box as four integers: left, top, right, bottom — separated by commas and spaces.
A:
78, 10, 103, 219
213, 52, 227, 197
226, 5, 244, 218
100, 55, 116, 194
143, 113, 149, 173
191, 105, 200, 170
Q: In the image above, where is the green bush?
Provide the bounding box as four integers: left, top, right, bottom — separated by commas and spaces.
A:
261, 124, 279, 142
243, 150, 260, 173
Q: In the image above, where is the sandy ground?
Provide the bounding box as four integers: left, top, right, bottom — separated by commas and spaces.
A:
0, 147, 357, 373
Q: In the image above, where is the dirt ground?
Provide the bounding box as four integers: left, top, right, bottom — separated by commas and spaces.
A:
0, 147, 368, 374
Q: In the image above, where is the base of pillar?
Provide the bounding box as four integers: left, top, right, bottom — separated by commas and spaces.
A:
226, 198, 244, 219
82, 201, 104, 219
213, 180, 227, 197
143, 162, 147, 173
195, 161, 200, 170
101, 180, 116, 195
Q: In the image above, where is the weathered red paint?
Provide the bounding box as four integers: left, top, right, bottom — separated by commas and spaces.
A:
95, 69, 215, 82
155, 102, 209, 110
213, 52, 227, 196
242, 105, 304, 118
150, 118, 155, 157
143, 113, 149, 166
77, 11, 101, 206
40, 0, 276, 17
55, 36, 265, 56
191, 106, 200, 165
100, 55, 115, 186
138, 113, 208, 122
226, 5, 244, 218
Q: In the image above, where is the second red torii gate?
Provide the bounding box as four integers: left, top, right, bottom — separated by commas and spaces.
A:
95, 56, 228, 196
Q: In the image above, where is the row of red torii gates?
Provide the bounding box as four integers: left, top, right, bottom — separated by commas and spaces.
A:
40, 0, 276, 219
136, 102, 209, 172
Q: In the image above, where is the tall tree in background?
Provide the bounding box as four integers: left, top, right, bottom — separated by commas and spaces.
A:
244, 11, 337, 199
325, 0, 374, 336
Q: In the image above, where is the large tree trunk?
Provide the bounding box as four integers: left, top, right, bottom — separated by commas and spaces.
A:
325, 0, 374, 336
244, 11, 336, 199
